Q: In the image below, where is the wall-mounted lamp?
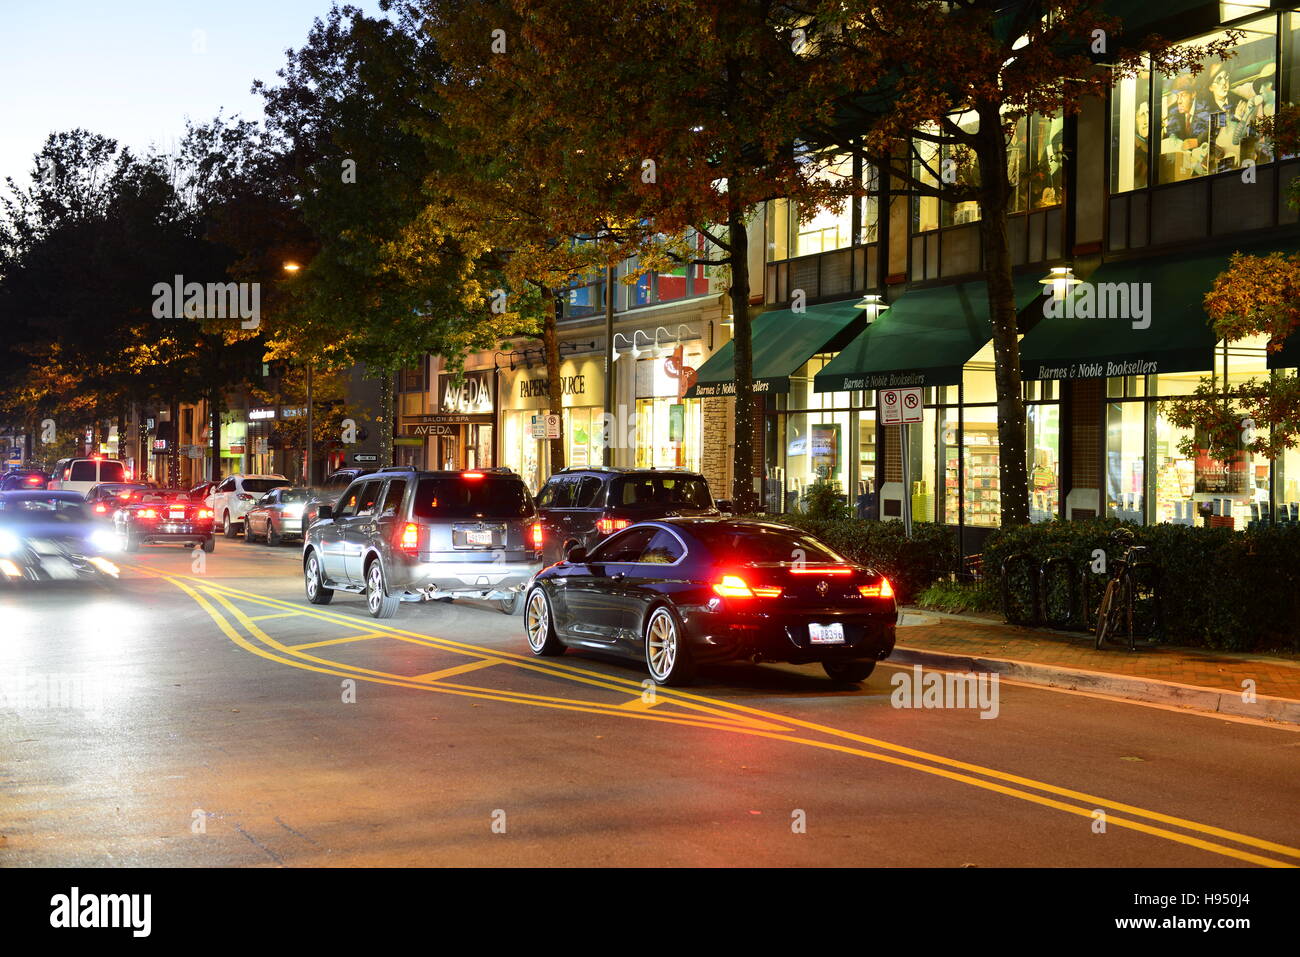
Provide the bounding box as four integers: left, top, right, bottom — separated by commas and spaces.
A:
611, 332, 636, 363
856, 294, 888, 323
1040, 265, 1080, 302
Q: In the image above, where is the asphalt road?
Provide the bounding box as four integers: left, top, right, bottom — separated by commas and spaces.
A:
2, 536, 1297, 867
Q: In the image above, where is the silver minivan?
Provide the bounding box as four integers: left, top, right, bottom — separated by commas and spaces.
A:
302, 467, 544, 618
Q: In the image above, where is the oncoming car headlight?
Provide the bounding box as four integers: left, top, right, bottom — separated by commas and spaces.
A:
0, 530, 20, 556
90, 528, 121, 553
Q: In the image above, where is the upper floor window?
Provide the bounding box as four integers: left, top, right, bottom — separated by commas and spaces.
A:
766, 152, 875, 262
1111, 14, 1278, 193
626, 229, 719, 309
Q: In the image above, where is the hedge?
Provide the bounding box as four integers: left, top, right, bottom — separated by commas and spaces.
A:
756, 515, 959, 603
982, 518, 1300, 652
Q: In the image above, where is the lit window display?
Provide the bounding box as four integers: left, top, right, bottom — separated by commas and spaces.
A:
1027, 403, 1061, 522
1106, 400, 1146, 521
1155, 17, 1276, 184
1111, 64, 1152, 192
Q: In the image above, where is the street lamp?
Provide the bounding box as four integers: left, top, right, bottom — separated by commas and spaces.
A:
1040, 265, 1080, 302
282, 261, 302, 274
856, 293, 888, 323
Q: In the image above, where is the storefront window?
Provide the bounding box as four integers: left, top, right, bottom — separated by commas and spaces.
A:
908, 411, 939, 523
1027, 403, 1061, 522
856, 409, 877, 518
1111, 63, 1152, 192
1106, 400, 1147, 521
961, 406, 1000, 527
1155, 16, 1276, 185
633, 397, 700, 470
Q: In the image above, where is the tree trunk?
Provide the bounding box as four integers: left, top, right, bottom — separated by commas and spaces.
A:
379, 370, 394, 468
543, 292, 565, 472
727, 194, 758, 513
976, 104, 1029, 527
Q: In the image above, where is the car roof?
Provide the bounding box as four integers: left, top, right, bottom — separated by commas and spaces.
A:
552, 466, 705, 477
0, 489, 84, 501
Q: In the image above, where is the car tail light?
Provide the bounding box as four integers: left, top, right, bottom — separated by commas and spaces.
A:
596, 517, 630, 535
790, 565, 854, 575
859, 578, 895, 599
118, 492, 132, 500
236, 492, 254, 501
531, 522, 543, 548
139, 509, 157, 519
197, 508, 213, 518
712, 575, 782, 599
400, 522, 419, 551
25, 475, 40, 484
94, 504, 107, 513
463, 472, 485, 480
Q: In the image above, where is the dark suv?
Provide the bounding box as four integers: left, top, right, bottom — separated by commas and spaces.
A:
535, 467, 723, 564
302, 467, 544, 618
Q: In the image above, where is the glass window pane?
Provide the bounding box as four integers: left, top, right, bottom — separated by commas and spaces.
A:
1111, 64, 1152, 192
962, 408, 999, 526
793, 153, 854, 256
913, 136, 940, 233
1028, 404, 1060, 521
1157, 17, 1276, 185
1008, 115, 1029, 214
942, 112, 981, 227
766, 199, 791, 262
1029, 113, 1065, 209
1106, 401, 1146, 520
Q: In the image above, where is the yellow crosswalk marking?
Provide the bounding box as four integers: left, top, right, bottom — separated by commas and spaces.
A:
414, 658, 503, 682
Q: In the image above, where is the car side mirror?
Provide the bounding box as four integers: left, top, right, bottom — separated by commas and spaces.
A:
716, 499, 733, 514
565, 544, 587, 564
316, 504, 333, 520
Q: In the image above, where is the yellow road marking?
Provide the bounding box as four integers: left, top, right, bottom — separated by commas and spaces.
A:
414, 658, 503, 682
249, 612, 296, 622
139, 565, 1300, 866
618, 696, 659, 711
289, 632, 386, 650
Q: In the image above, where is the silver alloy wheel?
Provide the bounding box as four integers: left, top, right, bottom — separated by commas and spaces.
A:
305, 555, 320, 599
646, 609, 677, 680
367, 563, 384, 615
526, 590, 549, 652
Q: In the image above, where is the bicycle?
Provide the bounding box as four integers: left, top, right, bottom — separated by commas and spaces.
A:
1094, 539, 1156, 651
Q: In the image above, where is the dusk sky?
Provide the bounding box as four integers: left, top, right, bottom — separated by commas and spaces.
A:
1, 0, 367, 184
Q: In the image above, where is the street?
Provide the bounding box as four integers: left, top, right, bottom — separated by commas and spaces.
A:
3, 541, 1296, 868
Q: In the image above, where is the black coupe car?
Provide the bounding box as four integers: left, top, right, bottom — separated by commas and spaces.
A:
523, 518, 896, 686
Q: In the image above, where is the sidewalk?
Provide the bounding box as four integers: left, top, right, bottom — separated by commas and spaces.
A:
893, 607, 1300, 725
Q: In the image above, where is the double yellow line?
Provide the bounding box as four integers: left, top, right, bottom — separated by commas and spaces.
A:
143, 565, 1300, 867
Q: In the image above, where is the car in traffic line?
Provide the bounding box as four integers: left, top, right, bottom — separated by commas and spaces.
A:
523, 518, 897, 686
83, 483, 157, 521
535, 467, 726, 564
115, 488, 215, 552
0, 490, 121, 584
244, 487, 312, 545
47, 456, 131, 497
303, 467, 544, 618
207, 474, 290, 537
0, 468, 50, 491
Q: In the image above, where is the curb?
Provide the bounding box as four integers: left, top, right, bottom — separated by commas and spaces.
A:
889, 645, 1300, 726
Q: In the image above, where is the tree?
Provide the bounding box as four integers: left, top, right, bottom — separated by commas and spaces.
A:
804, 0, 1234, 525
423, 0, 859, 508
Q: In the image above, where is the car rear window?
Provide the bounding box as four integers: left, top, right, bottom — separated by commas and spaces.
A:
693, 524, 846, 564
412, 477, 534, 518
99, 462, 126, 482
616, 475, 711, 509
69, 461, 97, 481
280, 490, 311, 504
243, 479, 290, 493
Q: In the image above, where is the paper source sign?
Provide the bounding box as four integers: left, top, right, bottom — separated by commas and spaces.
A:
880, 387, 923, 425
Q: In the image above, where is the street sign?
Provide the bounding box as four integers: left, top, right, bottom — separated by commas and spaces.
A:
531, 414, 561, 440
352, 453, 379, 463
880, 387, 924, 425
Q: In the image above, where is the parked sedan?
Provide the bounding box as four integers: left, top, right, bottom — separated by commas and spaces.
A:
523, 518, 897, 686
244, 487, 312, 545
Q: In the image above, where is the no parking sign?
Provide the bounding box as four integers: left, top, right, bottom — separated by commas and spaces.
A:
880, 387, 923, 425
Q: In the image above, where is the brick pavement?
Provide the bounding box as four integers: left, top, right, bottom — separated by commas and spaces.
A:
897, 609, 1300, 702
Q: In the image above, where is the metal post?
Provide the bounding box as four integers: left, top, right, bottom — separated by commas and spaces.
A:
901, 423, 913, 539
305, 364, 314, 486
603, 264, 616, 466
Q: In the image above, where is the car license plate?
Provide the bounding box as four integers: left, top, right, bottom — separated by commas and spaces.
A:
466, 530, 493, 545
809, 622, 845, 644
169, 510, 185, 519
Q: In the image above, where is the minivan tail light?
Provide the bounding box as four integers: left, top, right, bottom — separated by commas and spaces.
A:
712, 575, 782, 599
400, 523, 419, 551
531, 522, 543, 548
463, 472, 485, 480
859, 578, 895, 599
596, 517, 630, 535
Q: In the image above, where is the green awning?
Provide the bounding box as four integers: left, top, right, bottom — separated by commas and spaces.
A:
1021, 241, 1297, 381
685, 298, 865, 398
813, 275, 1045, 392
